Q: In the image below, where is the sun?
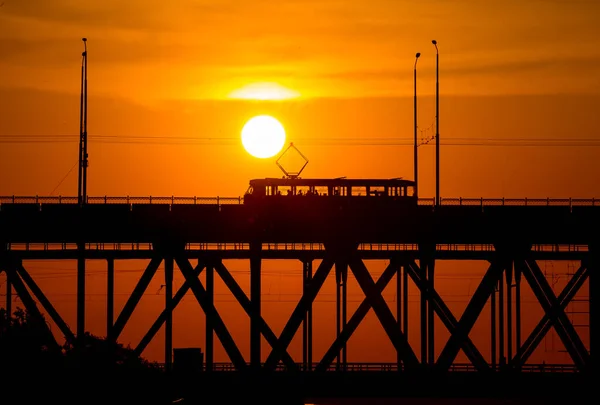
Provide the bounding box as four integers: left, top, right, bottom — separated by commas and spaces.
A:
241, 115, 286, 158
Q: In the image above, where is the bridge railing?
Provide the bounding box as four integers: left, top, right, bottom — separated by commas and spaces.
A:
422, 197, 597, 206
4, 242, 590, 253
155, 362, 578, 373
0, 196, 244, 205
0, 196, 597, 207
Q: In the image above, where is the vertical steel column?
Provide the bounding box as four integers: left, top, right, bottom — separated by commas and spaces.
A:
164, 256, 173, 372
506, 261, 513, 367
77, 242, 86, 342
397, 264, 402, 369
590, 245, 598, 373
205, 262, 214, 372
498, 277, 505, 368
250, 243, 262, 369
335, 261, 342, 370
491, 282, 496, 370
107, 258, 114, 337
403, 265, 409, 340
302, 260, 308, 370
427, 260, 435, 365
341, 263, 348, 369
515, 263, 522, 369
307, 260, 313, 370
6, 275, 11, 318
419, 259, 428, 365
302, 259, 314, 370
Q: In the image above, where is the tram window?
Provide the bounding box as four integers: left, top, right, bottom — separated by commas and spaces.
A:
277, 186, 293, 195
351, 186, 367, 196
296, 186, 311, 196
370, 186, 385, 196
314, 186, 328, 196
331, 186, 347, 196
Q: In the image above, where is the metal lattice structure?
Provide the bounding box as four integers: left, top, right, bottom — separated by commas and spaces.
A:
0, 198, 597, 399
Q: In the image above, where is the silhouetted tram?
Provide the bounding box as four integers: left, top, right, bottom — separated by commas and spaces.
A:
244, 177, 417, 215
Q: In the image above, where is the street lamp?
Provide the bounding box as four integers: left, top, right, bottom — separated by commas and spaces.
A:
414, 52, 420, 198
432, 40, 439, 206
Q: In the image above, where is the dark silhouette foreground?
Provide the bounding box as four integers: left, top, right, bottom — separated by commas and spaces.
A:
1, 307, 172, 404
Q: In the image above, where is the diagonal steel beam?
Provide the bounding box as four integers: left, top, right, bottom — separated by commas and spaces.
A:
17, 263, 76, 344
348, 256, 420, 368
175, 256, 247, 370
405, 260, 489, 371
521, 259, 590, 370
316, 260, 399, 372
134, 261, 206, 356
214, 260, 298, 371
109, 256, 162, 342
263, 257, 335, 370
436, 261, 503, 370
515, 264, 588, 366
4, 263, 60, 351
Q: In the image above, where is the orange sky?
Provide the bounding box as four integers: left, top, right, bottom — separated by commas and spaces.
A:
0, 1, 597, 364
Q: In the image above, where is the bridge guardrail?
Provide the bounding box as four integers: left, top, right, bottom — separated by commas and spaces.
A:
3, 242, 589, 253
155, 362, 578, 373
0, 196, 597, 207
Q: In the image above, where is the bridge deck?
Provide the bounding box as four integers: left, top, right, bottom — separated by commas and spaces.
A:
1, 196, 599, 245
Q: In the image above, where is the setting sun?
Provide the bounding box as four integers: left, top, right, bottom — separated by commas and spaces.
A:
241, 115, 286, 158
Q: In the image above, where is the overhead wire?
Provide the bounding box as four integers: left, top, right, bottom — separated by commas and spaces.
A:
0, 134, 599, 146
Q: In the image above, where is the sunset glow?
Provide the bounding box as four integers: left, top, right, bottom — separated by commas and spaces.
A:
0, 0, 598, 373
228, 82, 300, 100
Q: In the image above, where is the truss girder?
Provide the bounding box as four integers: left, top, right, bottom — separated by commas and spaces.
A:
405, 260, 489, 371
263, 257, 335, 370
515, 264, 588, 367
214, 260, 298, 371
436, 260, 503, 370
16, 263, 75, 344
175, 256, 247, 370
134, 261, 206, 356
519, 258, 590, 370
315, 260, 398, 371
108, 256, 162, 342
347, 256, 420, 368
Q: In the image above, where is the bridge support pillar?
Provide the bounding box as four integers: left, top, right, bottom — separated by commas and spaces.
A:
206, 260, 214, 371
164, 255, 173, 372
335, 259, 348, 370
506, 259, 513, 367
428, 259, 435, 365
106, 257, 114, 338
418, 244, 435, 366
514, 261, 522, 370
396, 264, 403, 369
77, 242, 86, 343
491, 276, 496, 370
250, 242, 262, 369
498, 267, 505, 368
302, 259, 313, 371
591, 243, 598, 374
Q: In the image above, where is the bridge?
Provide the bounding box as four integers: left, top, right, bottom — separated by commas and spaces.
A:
0, 195, 597, 401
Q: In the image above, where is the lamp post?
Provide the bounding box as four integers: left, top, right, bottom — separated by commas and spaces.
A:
432, 40, 439, 206
414, 52, 420, 198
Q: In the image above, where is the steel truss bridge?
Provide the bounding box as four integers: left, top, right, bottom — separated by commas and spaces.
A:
0, 195, 597, 400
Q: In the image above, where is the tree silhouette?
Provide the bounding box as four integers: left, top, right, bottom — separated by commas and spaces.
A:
62, 331, 162, 372
1, 308, 171, 404
0, 307, 62, 369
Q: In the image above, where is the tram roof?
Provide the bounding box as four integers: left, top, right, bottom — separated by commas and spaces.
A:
249, 177, 415, 187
